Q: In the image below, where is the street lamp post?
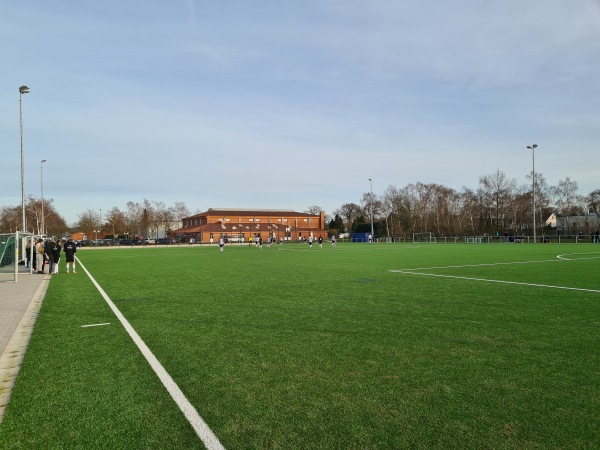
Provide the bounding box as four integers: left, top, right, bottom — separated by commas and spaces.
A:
369, 178, 374, 241
40, 159, 46, 236
19, 85, 30, 232
527, 144, 538, 243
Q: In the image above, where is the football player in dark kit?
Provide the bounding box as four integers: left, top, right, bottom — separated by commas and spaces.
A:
64, 238, 77, 274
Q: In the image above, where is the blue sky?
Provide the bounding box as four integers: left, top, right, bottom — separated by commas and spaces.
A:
1, 0, 599, 225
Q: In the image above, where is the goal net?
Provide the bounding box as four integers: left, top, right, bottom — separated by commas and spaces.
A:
412, 232, 436, 243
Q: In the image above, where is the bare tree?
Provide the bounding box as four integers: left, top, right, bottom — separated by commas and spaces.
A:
478, 169, 517, 234
550, 177, 582, 215
382, 184, 402, 237
0, 197, 68, 236
587, 189, 600, 214
161, 207, 176, 237
77, 209, 101, 240
126, 201, 143, 238
305, 205, 323, 215
172, 201, 191, 229
104, 207, 127, 238
0, 205, 20, 233
458, 187, 479, 235
336, 203, 362, 234
150, 201, 168, 239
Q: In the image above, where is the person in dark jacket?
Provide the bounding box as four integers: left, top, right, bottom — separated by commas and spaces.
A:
64, 238, 77, 274
51, 239, 62, 274
44, 239, 54, 274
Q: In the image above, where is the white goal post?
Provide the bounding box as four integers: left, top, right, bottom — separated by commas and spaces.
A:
412, 232, 436, 243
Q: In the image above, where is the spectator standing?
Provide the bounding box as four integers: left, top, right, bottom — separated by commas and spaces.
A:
44, 239, 54, 274
51, 239, 62, 274
25, 240, 32, 269
35, 239, 45, 273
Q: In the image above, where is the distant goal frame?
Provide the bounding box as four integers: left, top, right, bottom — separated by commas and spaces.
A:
412, 232, 436, 243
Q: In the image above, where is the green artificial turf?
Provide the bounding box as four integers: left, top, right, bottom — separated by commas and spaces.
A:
1, 242, 599, 449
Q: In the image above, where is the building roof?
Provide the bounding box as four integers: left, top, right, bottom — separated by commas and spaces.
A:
188, 208, 320, 219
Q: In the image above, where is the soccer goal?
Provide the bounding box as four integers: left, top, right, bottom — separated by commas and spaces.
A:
412, 232, 436, 243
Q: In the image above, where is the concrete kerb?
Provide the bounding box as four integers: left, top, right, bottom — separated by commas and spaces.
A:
0, 273, 50, 423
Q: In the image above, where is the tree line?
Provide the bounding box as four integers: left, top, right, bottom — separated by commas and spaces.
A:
325, 171, 600, 238
0, 198, 192, 240
1, 170, 598, 238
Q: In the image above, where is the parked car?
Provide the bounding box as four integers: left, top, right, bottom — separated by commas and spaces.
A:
145, 238, 156, 244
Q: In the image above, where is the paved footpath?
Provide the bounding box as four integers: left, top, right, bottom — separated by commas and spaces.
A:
0, 270, 50, 422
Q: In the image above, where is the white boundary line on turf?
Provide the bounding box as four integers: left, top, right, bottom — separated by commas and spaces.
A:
557, 252, 600, 261
400, 258, 564, 272
75, 256, 225, 450
81, 323, 111, 328
390, 254, 600, 294
389, 269, 600, 293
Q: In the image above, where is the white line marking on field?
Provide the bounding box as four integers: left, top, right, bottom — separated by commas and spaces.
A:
557, 252, 600, 261
75, 256, 225, 450
390, 255, 600, 294
390, 270, 600, 293
402, 258, 563, 272
81, 323, 111, 328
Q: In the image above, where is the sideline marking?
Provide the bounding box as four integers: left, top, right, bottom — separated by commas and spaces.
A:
81, 323, 111, 328
390, 254, 600, 294
390, 270, 600, 293
75, 256, 225, 450
400, 258, 563, 272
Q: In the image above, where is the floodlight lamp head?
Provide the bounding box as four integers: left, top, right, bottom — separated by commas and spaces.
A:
19, 85, 30, 94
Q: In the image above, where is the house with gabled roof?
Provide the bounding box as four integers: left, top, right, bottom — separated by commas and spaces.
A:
172, 208, 327, 243
545, 212, 600, 236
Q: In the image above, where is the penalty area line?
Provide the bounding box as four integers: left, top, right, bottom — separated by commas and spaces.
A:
75, 256, 225, 450
81, 323, 111, 328
389, 269, 600, 294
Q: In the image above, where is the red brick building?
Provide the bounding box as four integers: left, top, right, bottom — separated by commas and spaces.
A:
172, 208, 327, 243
